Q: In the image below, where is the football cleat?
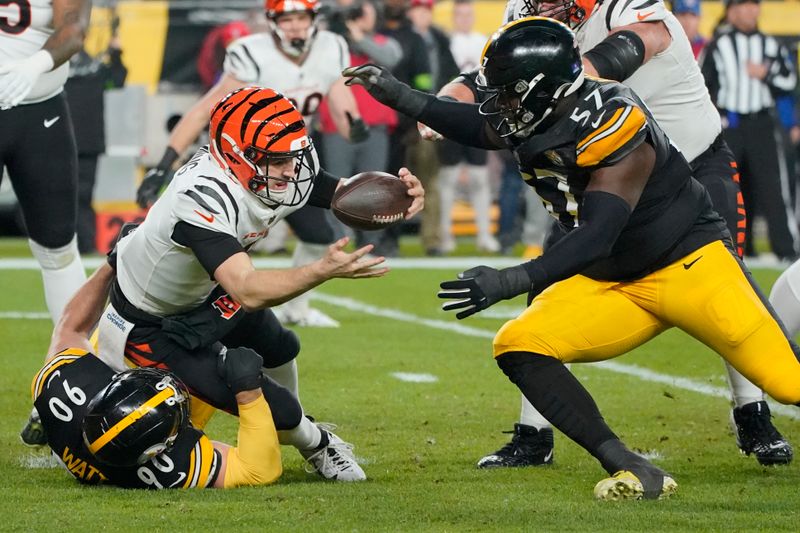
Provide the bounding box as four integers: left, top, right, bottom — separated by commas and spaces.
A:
20, 412, 47, 447
477, 424, 554, 468
732, 401, 793, 466
302, 426, 366, 481
594, 470, 677, 501
276, 307, 340, 328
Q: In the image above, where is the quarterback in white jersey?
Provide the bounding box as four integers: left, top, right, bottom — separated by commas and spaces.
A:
433, 1, 789, 469
137, 0, 366, 329
113, 87, 423, 482
2, 0, 92, 447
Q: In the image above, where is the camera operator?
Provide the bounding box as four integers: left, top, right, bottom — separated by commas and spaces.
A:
318, 0, 404, 246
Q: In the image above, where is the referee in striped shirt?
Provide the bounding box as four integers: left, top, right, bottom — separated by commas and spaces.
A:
700, 0, 799, 261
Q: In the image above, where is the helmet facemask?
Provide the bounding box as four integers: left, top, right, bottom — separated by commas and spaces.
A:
269, 12, 318, 57
239, 137, 317, 207
477, 70, 585, 138
515, 0, 592, 28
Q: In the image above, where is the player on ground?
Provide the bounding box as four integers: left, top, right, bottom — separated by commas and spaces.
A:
107, 87, 423, 482
345, 17, 800, 500
1, 0, 92, 446
137, 0, 367, 328
420, 0, 788, 469
34, 262, 289, 489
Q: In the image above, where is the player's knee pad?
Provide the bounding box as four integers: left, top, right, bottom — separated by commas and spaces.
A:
259, 376, 303, 430
493, 318, 555, 358
28, 236, 80, 270
261, 327, 300, 368
495, 351, 561, 386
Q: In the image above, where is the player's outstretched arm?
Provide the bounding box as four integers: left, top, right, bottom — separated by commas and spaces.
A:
213, 348, 282, 488
48, 263, 115, 356
214, 238, 387, 311
418, 77, 478, 141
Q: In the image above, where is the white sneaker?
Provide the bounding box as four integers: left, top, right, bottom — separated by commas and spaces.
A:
302, 428, 366, 481
276, 307, 341, 328
477, 235, 501, 253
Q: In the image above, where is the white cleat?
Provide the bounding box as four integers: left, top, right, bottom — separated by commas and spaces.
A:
275, 307, 340, 328
302, 429, 366, 482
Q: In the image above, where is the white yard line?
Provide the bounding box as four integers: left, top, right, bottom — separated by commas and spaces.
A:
0, 311, 50, 319
313, 293, 800, 421
390, 372, 439, 383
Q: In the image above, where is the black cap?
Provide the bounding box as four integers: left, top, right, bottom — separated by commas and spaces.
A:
725, 0, 761, 7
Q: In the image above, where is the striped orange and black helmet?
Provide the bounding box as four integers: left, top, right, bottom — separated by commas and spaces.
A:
209, 87, 316, 206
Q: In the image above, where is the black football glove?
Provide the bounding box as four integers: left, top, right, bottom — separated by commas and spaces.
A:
136, 147, 179, 209
438, 265, 533, 320
343, 64, 429, 118
217, 347, 264, 394
347, 111, 370, 143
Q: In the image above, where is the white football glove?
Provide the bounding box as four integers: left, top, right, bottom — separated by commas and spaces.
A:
0, 51, 54, 110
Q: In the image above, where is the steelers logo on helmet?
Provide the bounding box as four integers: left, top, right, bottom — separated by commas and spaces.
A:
266, 0, 320, 57
477, 17, 585, 138
82, 368, 190, 467
209, 87, 317, 207
505, 0, 597, 28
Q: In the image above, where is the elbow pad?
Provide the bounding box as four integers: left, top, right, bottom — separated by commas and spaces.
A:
584, 31, 646, 81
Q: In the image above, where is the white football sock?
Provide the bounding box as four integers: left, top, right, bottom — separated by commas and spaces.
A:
725, 363, 764, 408
519, 394, 552, 430
770, 259, 800, 337
465, 164, 494, 245
263, 359, 301, 406
278, 415, 323, 450
28, 236, 86, 325
438, 165, 459, 247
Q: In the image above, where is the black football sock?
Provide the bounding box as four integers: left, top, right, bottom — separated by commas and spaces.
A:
496, 351, 619, 460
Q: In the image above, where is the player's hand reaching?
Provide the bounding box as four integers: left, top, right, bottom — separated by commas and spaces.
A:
137, 147, 180, 208
318, 237, 389, 279
346, 111, 370, 144
397, 167, 424, 219
438, 265, 532, 319
217, 347, 264, 394
343, 64, 429, 118
0, 51, 54, 109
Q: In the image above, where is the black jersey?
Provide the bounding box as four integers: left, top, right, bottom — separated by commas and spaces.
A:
32, 349, 220, 489
508, 78, 727, 280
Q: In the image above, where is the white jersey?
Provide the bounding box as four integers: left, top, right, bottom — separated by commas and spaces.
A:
0, 0, 69, 103
450, 31, 487, 73
223, 30, 349, 120
116, 146, 319, 316
503, 0, 720, 162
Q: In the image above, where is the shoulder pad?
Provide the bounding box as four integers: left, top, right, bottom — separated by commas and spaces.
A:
607, 0, 669, 29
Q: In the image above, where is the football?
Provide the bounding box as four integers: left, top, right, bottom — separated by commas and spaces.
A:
331, 171, 413, 231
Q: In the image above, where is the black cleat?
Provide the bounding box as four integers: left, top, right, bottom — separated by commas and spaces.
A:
732, 401, 793, 466
20, 413, 47, 447
477, 424, 554, 468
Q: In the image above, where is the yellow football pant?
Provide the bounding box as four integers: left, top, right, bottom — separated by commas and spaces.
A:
223, 395, 283, 488
493, 240, 800, 405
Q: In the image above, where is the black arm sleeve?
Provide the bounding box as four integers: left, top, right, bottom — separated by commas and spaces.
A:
172, 221, 245, 278
521, 191, 632, 295
583, 31, 646, 81
308, 169, 340, 209
416, 97, 503, 149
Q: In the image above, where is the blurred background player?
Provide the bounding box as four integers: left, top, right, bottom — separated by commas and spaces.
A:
1, 0, 92, 446
317, 0, 402, 247
436, 0, 498, 254
700, 0, 799, 262
137, 0, 367, 328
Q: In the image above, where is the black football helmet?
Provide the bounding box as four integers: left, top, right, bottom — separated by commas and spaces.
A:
82, 368, 190, 467
477, 17, 585, 138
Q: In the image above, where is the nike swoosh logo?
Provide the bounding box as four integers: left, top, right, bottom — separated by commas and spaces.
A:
683, 256, 703, 270
543, 450, 554, 463
168, 472, 187, 488
43, 116, 60, 128
637, 11, 655, 21
194, 210, 214, 223
591, 110, 606, 128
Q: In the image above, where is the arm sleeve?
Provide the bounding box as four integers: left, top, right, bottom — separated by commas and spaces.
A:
222, 395, 283, 488
415, 97, 503, 149
605, 0, 668, 29
353, 34, 403, 70
522, 191, 632, 294
308, 169, 341, 209
172, 221, 245, 277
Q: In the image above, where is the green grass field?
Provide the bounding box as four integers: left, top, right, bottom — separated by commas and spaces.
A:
1, 238, 799, 532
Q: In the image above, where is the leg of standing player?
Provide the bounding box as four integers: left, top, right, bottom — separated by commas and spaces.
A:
771, 258, 800, 337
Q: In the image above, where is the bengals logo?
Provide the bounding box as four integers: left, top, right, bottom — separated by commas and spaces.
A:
212, 294, 242, 320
